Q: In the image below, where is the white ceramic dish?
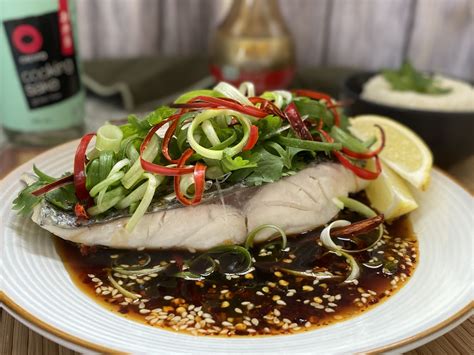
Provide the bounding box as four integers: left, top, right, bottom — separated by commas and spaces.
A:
1, 141, 473, 354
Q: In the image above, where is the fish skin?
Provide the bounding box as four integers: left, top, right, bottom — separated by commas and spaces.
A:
30, 162, 368, 251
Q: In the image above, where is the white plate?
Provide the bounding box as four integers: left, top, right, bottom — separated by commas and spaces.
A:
1, 141, 473, 354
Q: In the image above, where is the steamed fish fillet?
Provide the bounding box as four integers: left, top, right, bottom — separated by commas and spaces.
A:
32, 202, 246, 251
245, 163, 368, 242
31, 162, 367, 250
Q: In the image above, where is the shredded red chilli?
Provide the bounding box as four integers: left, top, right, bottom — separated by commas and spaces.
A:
174, 148, 207, 206
73, 133, 96, 201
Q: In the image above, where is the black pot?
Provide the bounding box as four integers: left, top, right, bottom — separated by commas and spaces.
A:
341, 72, 474, 168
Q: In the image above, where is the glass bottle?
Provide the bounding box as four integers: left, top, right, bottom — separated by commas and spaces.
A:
0, 0, 85, 146
210, 0, 295, 93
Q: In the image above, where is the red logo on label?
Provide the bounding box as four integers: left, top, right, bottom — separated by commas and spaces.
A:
12, 24, 43, 54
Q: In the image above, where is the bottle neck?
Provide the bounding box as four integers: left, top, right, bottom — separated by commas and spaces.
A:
220, 0, 289, 37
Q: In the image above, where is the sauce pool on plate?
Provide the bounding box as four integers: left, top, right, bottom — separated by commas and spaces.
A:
55, 214, 418, 336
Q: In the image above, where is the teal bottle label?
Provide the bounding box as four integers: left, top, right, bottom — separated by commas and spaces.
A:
0, 0, 84, 132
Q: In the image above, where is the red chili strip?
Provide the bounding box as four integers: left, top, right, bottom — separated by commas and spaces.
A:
74, 133, 96, 201
318, 129, 382, 180
173, 148, 207, 206
293, 89, 341, 127
31, 174, 74, 196
284, 102, 314, 141
341, 125, 386, 159
161, 113, 183, 163
334, 151, 382, 180
74, 202, 89, 220
140, 118, 194, 176
243, 125, 259, 151
181, 96, 268, 118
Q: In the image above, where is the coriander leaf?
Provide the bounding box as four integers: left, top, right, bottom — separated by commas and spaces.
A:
294, 98, 335, 128
12, 181, 44, 216
145, 106, 176, 126
254, 115, 282, 139
221, 153, 257, 172
33, 165, 55, 183
239, 147, 284, 186
382, 60, 451, 95
45, 184, 77, 211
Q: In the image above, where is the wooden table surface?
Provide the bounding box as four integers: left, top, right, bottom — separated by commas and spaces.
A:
1, 146, 473, 354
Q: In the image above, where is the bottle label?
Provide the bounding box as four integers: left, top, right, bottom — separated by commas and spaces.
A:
210, 64, 295, 93
2, 1, 81, 110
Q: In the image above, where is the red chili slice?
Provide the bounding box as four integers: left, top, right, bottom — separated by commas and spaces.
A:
161, 113, 183, 163
74, 133, 96, 201
293, 89, 341, 127
243, 125, 259, 151
173, 148, 207, 206
334, 151, 382, 180
341, 125, 386, 159
140, 118, 194, 176
318, 129, 382, 180
284, 102, 314, 141
31, 174, 74, 196
173, 96, 268, 118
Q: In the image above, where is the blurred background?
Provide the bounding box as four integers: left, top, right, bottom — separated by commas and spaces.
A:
75, 0, 473, 80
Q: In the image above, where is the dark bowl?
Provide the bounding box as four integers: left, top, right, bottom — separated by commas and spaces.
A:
341, 71, 474, 168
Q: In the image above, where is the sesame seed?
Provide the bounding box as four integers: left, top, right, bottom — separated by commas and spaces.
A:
304, 321, 311, 328
234, 308, 243, 314
221, 301, 230, 308
302, 285, 314, 291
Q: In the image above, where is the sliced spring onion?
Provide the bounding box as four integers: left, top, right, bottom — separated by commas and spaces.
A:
201, 120, 221, 146
187, 109, 251, 160
207, 245, 253, 275
126, 173, 160, 231
321, 220, 352, 250
107, 271, 141, 299
122, 134, 159, 189
336, 196, 376, 217
115, 181, 148, 209
87, 186, 125, 215
239, 81, 255, 98
210, 131, 237, 151
92, 158, 130, 203
245, 224, 287, 250
214, 81, 253, 106
273, 90, 292, 104
179, 173, 196, 198
320, 220, 361, 282
277, 135, 342, 152
113, 264, 167, 276
260, 91, 283, 108
96, 123, 123, 153
331, 126, 368, 154
174, 89, 222, 104
332, 250, 360, 283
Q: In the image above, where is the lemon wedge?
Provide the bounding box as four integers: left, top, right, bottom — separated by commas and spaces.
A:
365, 160, 418, 220
349, 115, 433, 190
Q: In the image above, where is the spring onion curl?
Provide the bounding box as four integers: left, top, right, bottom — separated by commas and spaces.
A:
214, 81, 253, 106
107, 271, 141, 299
279, 267, 342, 281
122, 134, 159, 189
115, 181, 148, 209
320, 220, 361, 282
245, 224, 287, 250
95, 123, 123, 153
239, 82, 255, 98
187, 109, 252, 160
126, 173, 160, 231
334, 196, 384, 253
92, 158, 130, 205
201, 120, 221, 146
87, 186, 125, 216
208, 245, 253, 275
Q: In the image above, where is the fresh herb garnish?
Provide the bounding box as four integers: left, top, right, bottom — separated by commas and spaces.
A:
382, 61, 451, 95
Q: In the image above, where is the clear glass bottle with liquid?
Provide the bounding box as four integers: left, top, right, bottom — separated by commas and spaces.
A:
0, 0, 85, 146
210, 0, 295, 93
